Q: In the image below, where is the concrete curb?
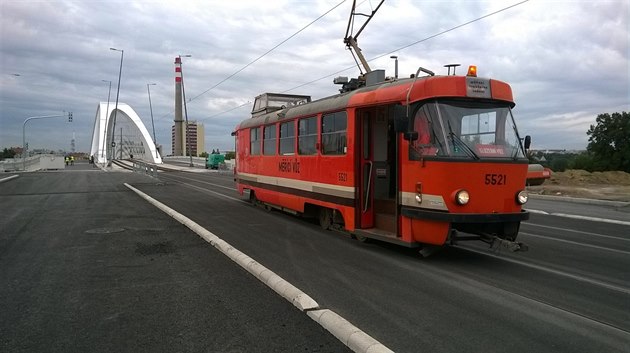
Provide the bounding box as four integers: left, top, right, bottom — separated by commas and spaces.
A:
0, 175, 19, 183
308, 310, 395, 353
124, 182, 396, 353
123, 183, 319, 311
529, 193, 630, 207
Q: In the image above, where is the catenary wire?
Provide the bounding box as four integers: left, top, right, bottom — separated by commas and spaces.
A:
187, 0, 347, 104
284, 0, 530, 93
199, 0, 530, 120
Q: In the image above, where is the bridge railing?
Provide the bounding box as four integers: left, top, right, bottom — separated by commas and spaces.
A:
131, 160, 159, 179
0, 154, 65, 172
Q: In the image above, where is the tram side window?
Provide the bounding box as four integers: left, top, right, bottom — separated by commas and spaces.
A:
321, 111, 347, 155
298, 117, 317, 155
263, 125, 277, 155
279, 121, 295, 155
250, 127, 260, 155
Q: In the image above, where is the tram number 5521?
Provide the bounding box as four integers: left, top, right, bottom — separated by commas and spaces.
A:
485, 173, 506, 185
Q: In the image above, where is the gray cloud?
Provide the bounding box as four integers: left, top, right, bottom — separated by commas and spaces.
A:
1, 0, 628, 154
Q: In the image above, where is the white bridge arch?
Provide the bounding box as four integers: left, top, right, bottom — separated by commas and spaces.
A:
90, 102, 162, 164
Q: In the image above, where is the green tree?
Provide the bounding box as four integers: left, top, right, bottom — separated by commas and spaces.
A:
550, 157, 569, 172
0, 148, 16, 160
587, 112, 630, 172
224, 151, 235, 160
570, 152, 595, 171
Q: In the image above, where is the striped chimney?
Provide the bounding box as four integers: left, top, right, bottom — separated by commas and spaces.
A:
173, 57, 183, 156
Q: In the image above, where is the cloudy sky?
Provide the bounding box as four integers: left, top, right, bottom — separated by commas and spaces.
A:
1, 0, 628, 154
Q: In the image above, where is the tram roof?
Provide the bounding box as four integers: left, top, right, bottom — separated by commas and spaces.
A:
235, 74, 513, 130
236, 77, 414, 130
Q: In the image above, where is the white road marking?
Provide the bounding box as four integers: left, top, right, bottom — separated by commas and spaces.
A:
124, 182, 394, 353
550, 213, 630, 226
520, 231, 630, 255
0, 175, 19, 183
522, 223, 630, 242
526, 209, 549, 215
526, 209, 630, 226
460, 247, 630, 295
164, 173, 237, 191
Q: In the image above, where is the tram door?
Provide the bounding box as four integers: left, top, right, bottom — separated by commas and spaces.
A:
358, 108, 396, 231
359, 111, 375, 228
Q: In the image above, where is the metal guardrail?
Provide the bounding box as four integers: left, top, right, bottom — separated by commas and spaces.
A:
131, 160, 159, 179
162, 156, 206, 166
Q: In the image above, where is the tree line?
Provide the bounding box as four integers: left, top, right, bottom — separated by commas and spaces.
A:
530, 112, 629, 173
2, 112, 627, 171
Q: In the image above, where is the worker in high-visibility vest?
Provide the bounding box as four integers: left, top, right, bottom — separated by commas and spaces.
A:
70, 156, 74, 165
64, 156, 69, 166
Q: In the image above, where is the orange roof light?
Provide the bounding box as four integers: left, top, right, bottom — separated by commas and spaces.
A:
467, 65, 477, 77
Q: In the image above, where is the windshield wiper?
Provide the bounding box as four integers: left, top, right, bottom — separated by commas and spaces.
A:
428, 121, 444, 152
511, 145, 521, 160
447, 121, 479, 160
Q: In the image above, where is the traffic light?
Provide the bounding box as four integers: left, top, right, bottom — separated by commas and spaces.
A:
68, 112, 73, 122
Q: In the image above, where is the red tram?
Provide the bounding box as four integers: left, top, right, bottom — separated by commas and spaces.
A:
233, 66, 530, 252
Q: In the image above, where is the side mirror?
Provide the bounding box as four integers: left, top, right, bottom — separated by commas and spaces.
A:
524, 135, 531, 150
392, 105, 409, 133
404, 131, 418, 141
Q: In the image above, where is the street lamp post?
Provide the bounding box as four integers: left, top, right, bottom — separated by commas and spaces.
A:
101, 80, 112, 163
23, 113, 71, 171
390, 55, 398, 79
147, 83, 158, 158
109, 47, 124, 166
178, 54, 194, 167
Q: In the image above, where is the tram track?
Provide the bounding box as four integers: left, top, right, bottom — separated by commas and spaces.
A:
157, 171, 630, 291
456, 245, 630, 295
431, 254, 630, 338
157, 173, 240, 201
522, 222, 630, 243
519, 231, 630, 255
134, 169, 630, 352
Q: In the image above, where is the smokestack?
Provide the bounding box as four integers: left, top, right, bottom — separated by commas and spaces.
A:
174, 57, 183, 156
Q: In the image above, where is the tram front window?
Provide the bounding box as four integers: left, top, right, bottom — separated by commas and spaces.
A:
409, 100, 526, 161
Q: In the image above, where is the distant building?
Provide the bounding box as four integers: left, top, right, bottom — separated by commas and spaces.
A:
171, 121, 204, 156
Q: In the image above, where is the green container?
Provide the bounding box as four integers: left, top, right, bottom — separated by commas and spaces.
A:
205, 154, 225, 169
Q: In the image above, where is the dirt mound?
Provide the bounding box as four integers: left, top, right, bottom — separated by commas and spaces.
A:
549, 170, 630, 186
528, 169, 630, 202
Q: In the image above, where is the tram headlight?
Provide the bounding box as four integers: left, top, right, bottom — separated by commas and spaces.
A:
516, 190, 529, 205
415, 182, 422, 203
455, 190, 470, 205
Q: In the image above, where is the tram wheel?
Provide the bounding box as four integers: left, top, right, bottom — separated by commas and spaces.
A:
249, 190, 257, 205
355, 234, 370, 243
318, 208, 333, 230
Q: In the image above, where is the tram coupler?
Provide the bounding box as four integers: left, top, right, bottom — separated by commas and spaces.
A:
452, 230, 529, 252
489, 236, 529, 252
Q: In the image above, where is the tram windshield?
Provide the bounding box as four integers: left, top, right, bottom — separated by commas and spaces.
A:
408, 100, 526, 161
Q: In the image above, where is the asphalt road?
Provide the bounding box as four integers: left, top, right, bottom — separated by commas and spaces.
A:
0, 162, 351, 353
141, 167, 630, 353
2, 161, 628, 353
526, 197, 630, 222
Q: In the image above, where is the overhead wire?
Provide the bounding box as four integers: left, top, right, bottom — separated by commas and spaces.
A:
156, 0, 347, 121
204, 0, 531, 120
187, 0, 347, 105
283, 0, 530, 93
